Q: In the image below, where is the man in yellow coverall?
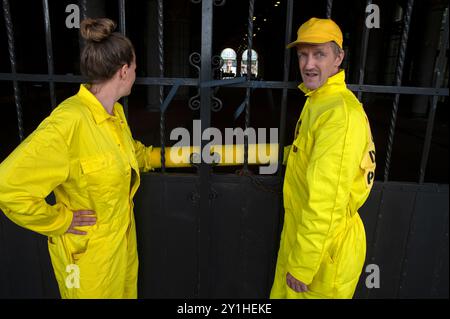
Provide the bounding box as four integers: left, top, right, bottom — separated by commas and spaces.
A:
270, 18, 376, 299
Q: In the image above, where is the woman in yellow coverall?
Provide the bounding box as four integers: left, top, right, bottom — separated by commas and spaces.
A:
0, 18, 152, 298
270, 18, 376, 299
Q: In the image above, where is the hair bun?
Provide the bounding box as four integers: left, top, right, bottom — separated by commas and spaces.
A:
80, 18, 116, 42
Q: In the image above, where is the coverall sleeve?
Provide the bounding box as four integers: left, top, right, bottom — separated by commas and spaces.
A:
0, 118, 73, 237
286, 105, 367, 285
133, 140, 155, 173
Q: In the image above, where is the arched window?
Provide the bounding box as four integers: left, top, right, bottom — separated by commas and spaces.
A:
220, 48, 237, 78
241, 49, 258, 78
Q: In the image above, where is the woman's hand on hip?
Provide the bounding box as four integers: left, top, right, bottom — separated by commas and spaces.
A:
66, 210, 96, 235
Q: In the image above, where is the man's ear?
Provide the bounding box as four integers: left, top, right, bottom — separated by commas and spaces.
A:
335, 50, 345, 68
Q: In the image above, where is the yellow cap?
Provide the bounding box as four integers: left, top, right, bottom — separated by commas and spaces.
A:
287, 17, 343, 49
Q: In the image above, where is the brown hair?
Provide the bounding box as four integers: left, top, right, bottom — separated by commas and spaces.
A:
330, 41, 343, 58
80, 18, 134, 83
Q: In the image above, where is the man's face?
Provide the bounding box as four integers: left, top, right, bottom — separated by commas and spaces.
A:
297, 42, 344, 90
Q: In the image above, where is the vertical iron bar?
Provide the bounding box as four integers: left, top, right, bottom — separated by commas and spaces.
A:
383, 0, 414, 182
158, 0, 166, 172
118, 0, 126, 37
396, 189, 419, 297
366, 183, 384, 299
395, 8, 448, 289
326, 0, 333, 18
278, 0, 293, 176
42, 0, 56, 109
198, 0, 213, 298
118, 0, 128, 118
357, 0, 372, 101
271, 0, 294, 294
2, 0, 24, 141
369, 0, 415, 300
244, 0, 255, 171
79, 0, 87, 20
419, 7, 449, 184
78, 0, 87, 54
430, 192, 449, 297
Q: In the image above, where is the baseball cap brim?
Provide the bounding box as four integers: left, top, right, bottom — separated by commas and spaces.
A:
286, 36, 342, 49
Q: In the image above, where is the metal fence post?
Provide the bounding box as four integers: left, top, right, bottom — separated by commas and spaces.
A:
118, 0, 128, 118
419, 7, 449, 184
42, 0, 56, 109
357, 0, 372, 101
243, 0, 255, 171
198, 0, 214, 298
2, 0, 24, 142
157, 0, 166, 172
383, 0, 414, 182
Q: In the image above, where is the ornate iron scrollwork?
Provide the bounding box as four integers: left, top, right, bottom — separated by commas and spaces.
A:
188, 53, 224, 112
211, 96, 223, 112
190, 0, 226, 5
188, 52, 201, 110
211, 55, 224, 112
188, 93, 201, 111
214, 0, 226, 6
189, 52, 201, 73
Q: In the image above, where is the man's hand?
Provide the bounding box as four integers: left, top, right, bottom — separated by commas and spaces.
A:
66, 210, 96, 235
286, 272, 308, 293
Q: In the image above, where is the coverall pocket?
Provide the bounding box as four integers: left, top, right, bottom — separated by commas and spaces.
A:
288, 137, 307, 170
48, 236, 56, 245
328, 231, 346, 264
335, 218, 367, 286
80, 153, 123, 200
308, 251, 338, 295
80, 157, 107, 174
290, 136, 310, 181
291, 136, 307, 154
47, 235, 75, 281
69, 223, 111, 266
308, 233, 345, 295
72, 251, 86, 262
68, 236, 91, 265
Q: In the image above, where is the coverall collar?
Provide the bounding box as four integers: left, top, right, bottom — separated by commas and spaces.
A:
77, 84, 120, 124
298, 69, 346, 97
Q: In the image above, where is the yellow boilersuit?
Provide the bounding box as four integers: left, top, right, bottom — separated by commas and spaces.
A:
0, 84, 154, 298
270, 71, 376, 299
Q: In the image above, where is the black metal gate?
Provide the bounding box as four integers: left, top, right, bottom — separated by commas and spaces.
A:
0, 0, 448, 298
